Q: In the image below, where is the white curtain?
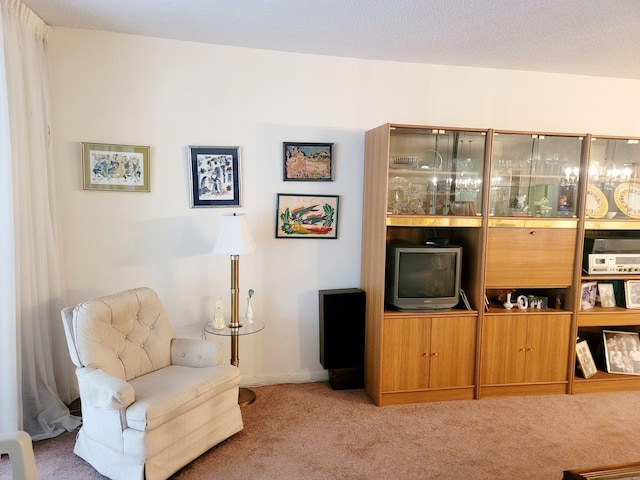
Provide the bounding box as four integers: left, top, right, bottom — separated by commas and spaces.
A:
0, 0, 80, 439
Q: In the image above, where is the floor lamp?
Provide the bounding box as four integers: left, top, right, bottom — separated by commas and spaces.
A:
211, 213, 257, 403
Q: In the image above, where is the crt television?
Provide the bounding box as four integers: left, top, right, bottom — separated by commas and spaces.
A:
385, 244, 462, 311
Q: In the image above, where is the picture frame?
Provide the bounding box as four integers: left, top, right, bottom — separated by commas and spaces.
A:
624, 280, 640, 309
188, 146, 241, 208
576, 340, 598, 379
82, 142, 150, 192
580, 281, 598, 310
275, 194, 339, 239
598, 283, 616, 308
603, 330, 640, 375
283, 142, 334, 181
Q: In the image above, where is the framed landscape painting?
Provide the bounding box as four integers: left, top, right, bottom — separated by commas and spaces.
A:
275, 194, 339, 239
188, 146, 241, 207
82, 142, 150, 192
283, 142, 333, 181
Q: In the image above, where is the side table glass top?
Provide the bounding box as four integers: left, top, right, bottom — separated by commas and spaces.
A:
204, 319, 265, 336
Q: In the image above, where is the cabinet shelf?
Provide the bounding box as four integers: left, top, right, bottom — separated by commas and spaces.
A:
485, 307, 571, 315
384, 309, 479, 318
488, 218, 578, 228
386, 215, 482, 227
581, 274, 640, 281
577, 308, 640, 326
585, 219, 640, 229
573, 370, 640, 394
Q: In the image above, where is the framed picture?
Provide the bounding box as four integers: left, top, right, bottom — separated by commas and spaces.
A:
598, 283, 616, 308
580, 281, 598, 310
625, 280, 640, 309
576, 340, 598, 379
82, 142, 150, 192
275, 194, 339, 239
283, 142, 333, 181
188, 146, 241, 207
603, 330, 640, 375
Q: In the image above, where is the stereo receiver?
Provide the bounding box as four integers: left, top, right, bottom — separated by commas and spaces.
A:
586, 253, 640, 274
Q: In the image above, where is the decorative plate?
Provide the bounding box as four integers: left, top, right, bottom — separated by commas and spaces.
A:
585, 184, 608, 218
614, 182, 640, 218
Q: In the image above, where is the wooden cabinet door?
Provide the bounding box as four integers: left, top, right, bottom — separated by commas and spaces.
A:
429, 316, 476, 388
485, 228, 576, 288
481, 315, 528, 385
381, 316, 430, 392
524, 314, 571, 383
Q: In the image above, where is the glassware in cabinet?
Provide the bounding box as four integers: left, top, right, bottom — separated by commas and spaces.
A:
388, 127, 487, 216
490, 132, 584, 218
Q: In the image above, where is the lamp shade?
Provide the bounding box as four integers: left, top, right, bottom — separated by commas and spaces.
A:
211, 213, 256, 255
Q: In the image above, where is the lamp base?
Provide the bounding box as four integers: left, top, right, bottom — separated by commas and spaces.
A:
238, 387, 256, 407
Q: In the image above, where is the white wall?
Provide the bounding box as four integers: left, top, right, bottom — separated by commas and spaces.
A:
49, 28, 640, 386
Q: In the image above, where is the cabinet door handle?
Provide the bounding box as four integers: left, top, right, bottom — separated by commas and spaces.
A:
526, 347, 534, 352
431, 352, 439, 357
518, 348, 526, 352
530, 230, 536, 235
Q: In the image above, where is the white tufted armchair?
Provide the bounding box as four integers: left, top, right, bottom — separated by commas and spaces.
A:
61, 287, 243, 480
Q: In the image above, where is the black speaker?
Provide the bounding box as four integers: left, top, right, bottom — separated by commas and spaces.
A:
319, 288, 365, 389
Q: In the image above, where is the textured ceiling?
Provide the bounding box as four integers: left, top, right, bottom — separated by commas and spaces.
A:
20, 0, 640, 80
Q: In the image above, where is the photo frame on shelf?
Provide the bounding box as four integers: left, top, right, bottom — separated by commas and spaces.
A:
603, 330, 640, 375
188, 146, 241, 208
82, 142, 150, 192
283, 142, 333, 181
576, 340, 598, 379
275, 193, 339, 239
580, 281, 598, 310
624, 280, 640, 309
598, 283, 616, 308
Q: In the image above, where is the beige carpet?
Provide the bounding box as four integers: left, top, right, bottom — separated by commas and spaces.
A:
2, 382, 640, 479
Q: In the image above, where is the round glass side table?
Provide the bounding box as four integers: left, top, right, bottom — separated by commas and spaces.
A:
204, 319, 265, 407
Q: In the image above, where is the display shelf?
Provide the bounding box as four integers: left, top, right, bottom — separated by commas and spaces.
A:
485, 306, 572, 315
573, 370, 640, 394
488, 217, 578, 228
577, 308, 640, 326
386, 215, 482, 227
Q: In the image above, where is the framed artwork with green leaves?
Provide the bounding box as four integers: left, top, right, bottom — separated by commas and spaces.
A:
275, 194, 339, 239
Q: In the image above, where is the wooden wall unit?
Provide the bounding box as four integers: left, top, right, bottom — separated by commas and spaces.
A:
361, 124, 640, 406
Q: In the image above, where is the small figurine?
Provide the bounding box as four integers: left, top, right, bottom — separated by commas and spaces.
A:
245, 289, 254, 324
517, 295, 529, 310
212, 298, 225, 329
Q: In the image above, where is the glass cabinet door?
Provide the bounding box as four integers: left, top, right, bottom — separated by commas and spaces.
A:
490, 133, 584, 218
587, 137, 640, 219
388, 127, 486, 216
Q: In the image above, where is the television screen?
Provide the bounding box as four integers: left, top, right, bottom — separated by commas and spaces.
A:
398, 251, 457, 298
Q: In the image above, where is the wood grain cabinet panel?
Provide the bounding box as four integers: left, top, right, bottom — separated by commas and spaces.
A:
485, 228, 577, 288
382, 315, 476, 393
481, 313, 571, 386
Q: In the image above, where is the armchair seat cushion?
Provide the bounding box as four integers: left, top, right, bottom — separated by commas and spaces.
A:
127, 364, 240, 431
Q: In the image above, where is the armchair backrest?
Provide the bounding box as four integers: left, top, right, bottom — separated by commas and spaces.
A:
61, 287, 176, 381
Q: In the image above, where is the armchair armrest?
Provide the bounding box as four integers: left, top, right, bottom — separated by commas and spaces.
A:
171, 337, 224, 367
76, 367, 135, 409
